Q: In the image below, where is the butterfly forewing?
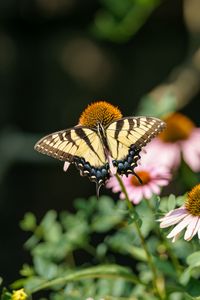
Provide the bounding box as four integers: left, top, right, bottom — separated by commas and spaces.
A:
106, 116, 166, 175
34, 127, 110, 186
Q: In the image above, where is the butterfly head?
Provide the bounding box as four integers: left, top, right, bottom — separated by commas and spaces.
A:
78, 101, 122, 129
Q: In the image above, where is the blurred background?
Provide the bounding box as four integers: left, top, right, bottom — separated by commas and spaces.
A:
0, 0, 200, 287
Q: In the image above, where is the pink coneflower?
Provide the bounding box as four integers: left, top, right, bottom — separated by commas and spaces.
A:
158, 184, 200, 242
144, 112, 200, 172
106, 164, 170, 204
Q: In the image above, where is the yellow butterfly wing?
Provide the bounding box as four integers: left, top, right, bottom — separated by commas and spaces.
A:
106, 116, 166, 175
34, 126, 109, 185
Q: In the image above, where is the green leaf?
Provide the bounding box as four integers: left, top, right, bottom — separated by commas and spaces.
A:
167, 194, 176, 211
179, 161, 200, 189
127, 245, 146, 261
41, 211, 62, 243
176, 195, 187, 206
184, 294, 200, 300
10, 278, 28, 290
154, 257, 177, 279
20, 212, 37, 231
180, 267, 192, 285
33, 256, 58, 280
138, 92, 177, 117
187, 251, 200, 267
0, 288, 12, 300
24, 276, 46, 293
91, 196, 125, 232
111, 278, 127, 297
96, 243, 107, 259
166, 283, 185, 294
96, 196, 116, 213
74, 196, 97, 217
92, 213, 123, 232
172, 239, 193, 260
185, 278, 200, 297
20, 264, 35, 277
136, 200, 154, 236
24, 234, 40, 250
180, 251, 200, 285
127, 208, 142, 227
91, 0, 161, 43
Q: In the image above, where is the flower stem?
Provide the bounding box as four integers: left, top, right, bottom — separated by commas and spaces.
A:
30, 265, 141, 294
115, 174, 164, 299
145, 199, 182, 276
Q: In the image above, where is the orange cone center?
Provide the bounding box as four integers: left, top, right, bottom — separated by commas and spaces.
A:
159, 112, 195, 143
79, 101, 122, 128
186, 184, 200, 216
130, 171, 151, 186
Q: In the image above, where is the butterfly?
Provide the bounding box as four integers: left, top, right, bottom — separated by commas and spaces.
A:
34, 101, 166, 193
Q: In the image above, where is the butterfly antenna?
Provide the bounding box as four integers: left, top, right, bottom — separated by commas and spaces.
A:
96, 183, 101, 199
134, 172, 143, 185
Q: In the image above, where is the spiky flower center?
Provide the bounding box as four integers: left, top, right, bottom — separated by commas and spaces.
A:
79, 101, 122, 128
159, 112, 195, 143
185, 184, 200, 216
130, 171, 151, 186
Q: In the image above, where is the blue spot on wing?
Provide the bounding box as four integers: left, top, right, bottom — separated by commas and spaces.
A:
113, 146, 141, 176
73, 156, 110, 187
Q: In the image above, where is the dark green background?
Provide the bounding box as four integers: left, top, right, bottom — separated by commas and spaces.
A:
0, 0, 196, 285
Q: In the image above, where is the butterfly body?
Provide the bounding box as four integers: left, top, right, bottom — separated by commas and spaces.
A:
35, 104, 166, 191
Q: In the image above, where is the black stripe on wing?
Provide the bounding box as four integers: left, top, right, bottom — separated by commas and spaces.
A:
34, 126, 110, 187
75, 127, 103, 163
106, 116, 166, 149
106, 116, 166, 177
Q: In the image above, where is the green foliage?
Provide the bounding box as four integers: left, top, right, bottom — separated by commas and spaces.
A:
0, 289, 12, 300
1, 194, 200, 299
138, 93, 177, 117
20, 213, 37, 232
180, 252, 200, 286
91, 0, 162, 42
179, 161, 200, 190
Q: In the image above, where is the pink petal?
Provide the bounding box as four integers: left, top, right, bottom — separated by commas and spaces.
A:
192, 217, 200, 238
142, 185, 153, 199
159, 206, 187, 220
150, 165, 170, 177
106, 177, 121, 193
148, 182, 161, 194
119, 192, 125, 199
129, 188, 143, 204
153, 179, 170, 186
182, 141, 200, 172
63, 161, 70, 172
106, 178, 116, 188
143, 140, 181, 170
184, 216, 199, 241
159, 211, 188, 228
167, 214, 194, 239
172, 234, 180, 242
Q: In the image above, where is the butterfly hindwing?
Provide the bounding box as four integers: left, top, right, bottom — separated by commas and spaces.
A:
106, 116, 166, 175
34, 126, 110, 185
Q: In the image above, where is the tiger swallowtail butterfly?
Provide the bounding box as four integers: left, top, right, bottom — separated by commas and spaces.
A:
34, 101, 166, 192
